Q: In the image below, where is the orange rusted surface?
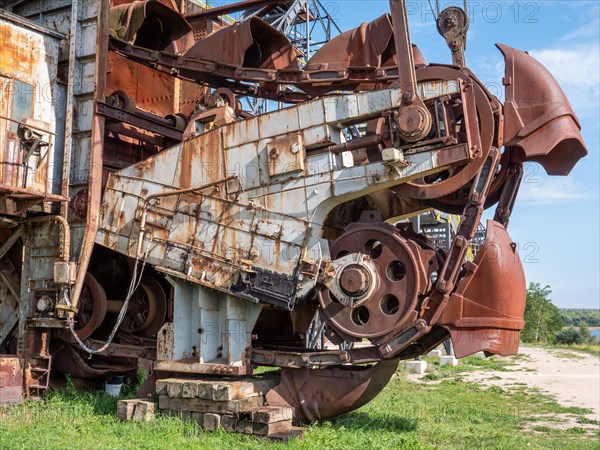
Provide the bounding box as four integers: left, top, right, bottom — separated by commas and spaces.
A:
498, 43, 587, 175
439, 220, 526, 357
267, 358, 399, 424
0, 21, 39, 79
0, 15, 62, 209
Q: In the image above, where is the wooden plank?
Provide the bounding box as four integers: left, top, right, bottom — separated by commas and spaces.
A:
191, 412, 204, 425
268, 427, 305, 442
116, 400, 135, 420
166, 380, 184, 397
211, 377, 278, 401
236, 420, 254, 434
155, 376, 278, 401
181, 381, 198, 398
132, 400, 157, 421
158, 395, 171, 409
155, 380, 169, 395
203, 413, 221, 431
252, 406, 293, 424
253, 420, 292, 437
159, 395, 263, 414
117, 399, 157, 421
221, 415, 236, 432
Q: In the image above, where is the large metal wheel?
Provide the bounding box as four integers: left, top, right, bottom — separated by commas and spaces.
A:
394, 66, 495, 201
319, 223, 432, 342
76, 273, 108, 340
427, 147, 513, 214
120, 275, 167, 338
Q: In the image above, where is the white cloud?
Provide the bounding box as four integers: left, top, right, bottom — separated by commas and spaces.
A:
519, 174, 594, 205
529, 43, 600, 118
557, 10, 600, 45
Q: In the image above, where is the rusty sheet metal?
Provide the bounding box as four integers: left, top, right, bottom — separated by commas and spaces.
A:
0, 14, 62, 206
96, 89, 470, 305
106, 53, 186, 117
306, 14, 397, 71
266, 358, 399, 424
439, 220, 526, 358
68, 0, 110, 314
305, 14, 426, 71
51, 342, 135, 379
106, 0, 206, 122
497, 44, 587, 175
0, 355, 22, 404
109, 0, 194, 53
184, 17, 298, 71
266, 132, 305, 177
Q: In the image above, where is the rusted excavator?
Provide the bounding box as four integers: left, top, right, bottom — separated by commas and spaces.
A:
0, 0, 587, 422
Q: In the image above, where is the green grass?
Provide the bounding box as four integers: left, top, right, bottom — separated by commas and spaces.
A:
1, 356, 598, 450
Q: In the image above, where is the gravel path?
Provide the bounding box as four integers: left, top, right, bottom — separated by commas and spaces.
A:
462, 346, 600, 422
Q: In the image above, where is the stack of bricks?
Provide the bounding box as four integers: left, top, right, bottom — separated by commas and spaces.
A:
156, 376, 299, 438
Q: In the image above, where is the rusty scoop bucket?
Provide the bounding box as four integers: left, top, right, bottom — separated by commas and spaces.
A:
266, 359, 399, 424
497, 44, 587, 175
439, 220, 526, 358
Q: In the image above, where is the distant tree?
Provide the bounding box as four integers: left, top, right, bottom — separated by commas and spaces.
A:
556, 327, 584, 345
559, 309, 600, 327
578, 321, 594, 344
521, 283, 564, 343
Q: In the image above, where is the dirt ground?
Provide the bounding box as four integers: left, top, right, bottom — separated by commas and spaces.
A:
423, 346, 600, 432
407, 345, 600, 432
464, 346, 599, 421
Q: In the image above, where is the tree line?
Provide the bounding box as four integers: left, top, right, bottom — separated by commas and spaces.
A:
560, 308, 600, 327
521, 283, 599, 345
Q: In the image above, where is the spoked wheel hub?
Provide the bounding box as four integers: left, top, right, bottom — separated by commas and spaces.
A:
119, 275, 167, 338
76, 273, 107, 339
319, 223, 437, 343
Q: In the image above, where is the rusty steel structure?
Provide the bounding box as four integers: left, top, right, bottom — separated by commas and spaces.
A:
0, 0, 587, 423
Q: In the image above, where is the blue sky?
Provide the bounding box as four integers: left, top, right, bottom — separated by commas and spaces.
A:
210, 1, 599, 308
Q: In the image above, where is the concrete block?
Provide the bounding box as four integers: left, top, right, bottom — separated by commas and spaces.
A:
427, 349, 442, 358
440, 355, 458, 366
405, 360, 427, 374
473, 351, 487, 359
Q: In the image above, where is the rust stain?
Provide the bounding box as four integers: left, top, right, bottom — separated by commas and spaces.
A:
0, 23, 36, 78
